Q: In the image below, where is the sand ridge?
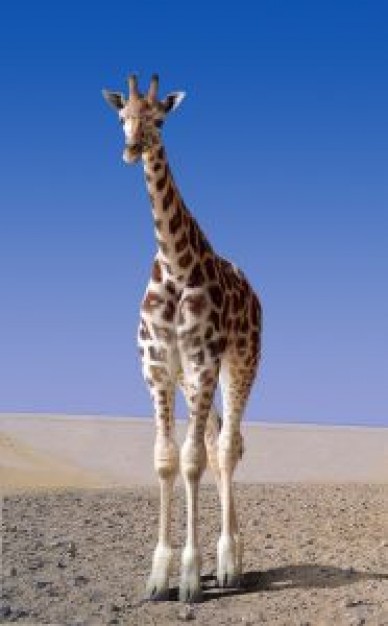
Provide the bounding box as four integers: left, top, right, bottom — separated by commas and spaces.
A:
1, 414, 387, 491
0, 432, 103, 491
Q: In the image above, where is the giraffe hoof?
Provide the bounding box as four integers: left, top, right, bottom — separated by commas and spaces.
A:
146, 584, 170, 602
217, 571, 241, 588
179, 583, 203, 603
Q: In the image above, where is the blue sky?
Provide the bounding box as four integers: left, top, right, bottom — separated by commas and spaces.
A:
1, 1, 387, 425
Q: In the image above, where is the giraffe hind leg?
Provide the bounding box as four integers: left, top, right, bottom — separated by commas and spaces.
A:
216, 353, 257, 588
204, 403, 243, 583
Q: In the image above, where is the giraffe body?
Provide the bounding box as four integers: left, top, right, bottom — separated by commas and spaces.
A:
103, 75, 261, 601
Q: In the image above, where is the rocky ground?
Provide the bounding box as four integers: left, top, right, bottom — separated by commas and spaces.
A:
1, 484, 387, 625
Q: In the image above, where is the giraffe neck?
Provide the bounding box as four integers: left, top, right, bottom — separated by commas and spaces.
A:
142, 142, 212, 282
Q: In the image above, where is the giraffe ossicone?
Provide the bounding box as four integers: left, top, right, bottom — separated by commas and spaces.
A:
103, 73, 262, 602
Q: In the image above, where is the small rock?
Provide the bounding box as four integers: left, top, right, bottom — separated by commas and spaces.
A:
11, 608, 29, 619
178, 605, 196, 621
28, 559, 44, 571
9, 566, 17, 577
36, 580, 51, 589
74, 575, 89, 586
57, 559, 67, 569
89, 590, 104, 603
68, 541, 77, 557
0, 604, 12, 618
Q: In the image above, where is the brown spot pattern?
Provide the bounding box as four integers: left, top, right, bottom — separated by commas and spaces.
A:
152, 259, 162, 282
163, 300, 175, 322
163, 184, 174, 211
156, 168, 168, 191
139, 318, 151, 340
184, 293, 207, 317
143, 291, 164, 312
188, 263, 205, 287
204, 257, 216, 281
169, 207, 183, 235
149, 345, 167, 362
152, 323, 173, 342
179, 250, 193, 268
175, 231, 188, 253
209, 285, 223, 308
209, 309, 220, 332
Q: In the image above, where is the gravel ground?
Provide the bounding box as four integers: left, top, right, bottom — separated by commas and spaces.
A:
1, 484, 387, 625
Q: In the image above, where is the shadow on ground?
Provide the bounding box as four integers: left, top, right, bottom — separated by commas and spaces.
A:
168, 565, 388, 602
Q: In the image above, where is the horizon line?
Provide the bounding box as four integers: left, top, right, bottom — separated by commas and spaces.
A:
0, 411, 387, 430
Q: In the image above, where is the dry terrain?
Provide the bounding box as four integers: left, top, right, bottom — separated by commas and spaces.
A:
1, 484, 387, 625
1, 415, 387, 624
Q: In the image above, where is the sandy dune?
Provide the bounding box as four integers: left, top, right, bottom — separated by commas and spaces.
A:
1, 414, 387, 491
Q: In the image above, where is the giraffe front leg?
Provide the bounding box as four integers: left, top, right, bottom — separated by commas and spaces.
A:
179, 366, 219, 602
145, 383, 179, 601
179, 432, 206, 602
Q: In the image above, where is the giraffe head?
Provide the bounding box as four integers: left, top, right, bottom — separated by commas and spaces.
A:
103, 74, 185, 164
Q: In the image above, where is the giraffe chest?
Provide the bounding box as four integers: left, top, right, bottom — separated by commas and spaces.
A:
138, 276, 182, 377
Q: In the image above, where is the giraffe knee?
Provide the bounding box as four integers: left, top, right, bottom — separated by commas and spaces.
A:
180, 437, 206, 480
217, 430, 242, 471
154, 437, 179, 480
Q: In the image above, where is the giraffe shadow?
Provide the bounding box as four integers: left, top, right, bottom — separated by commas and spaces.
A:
169, 565, 387, 602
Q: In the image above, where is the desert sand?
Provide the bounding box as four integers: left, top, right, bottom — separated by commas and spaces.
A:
1, 413, 387, 489
1, 414, 387, 625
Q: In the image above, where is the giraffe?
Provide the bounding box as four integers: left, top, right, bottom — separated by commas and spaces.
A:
103, 74, 262, 602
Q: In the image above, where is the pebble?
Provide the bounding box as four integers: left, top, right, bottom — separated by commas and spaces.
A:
28, 559, 44, 571
0, 604, 12, 618
178, 605, 196, 621
10, 608, 29, 619
68, 541, 77, 557
36, 580, 51, 589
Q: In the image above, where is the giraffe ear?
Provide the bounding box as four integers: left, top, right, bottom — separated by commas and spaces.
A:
161, 91, 186, 114
102, 90, 126, 111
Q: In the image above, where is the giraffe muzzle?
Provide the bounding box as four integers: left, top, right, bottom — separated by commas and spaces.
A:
123, 143, 142, 164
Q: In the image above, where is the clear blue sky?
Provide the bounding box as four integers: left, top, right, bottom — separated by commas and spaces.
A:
1, 1, 387, 425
